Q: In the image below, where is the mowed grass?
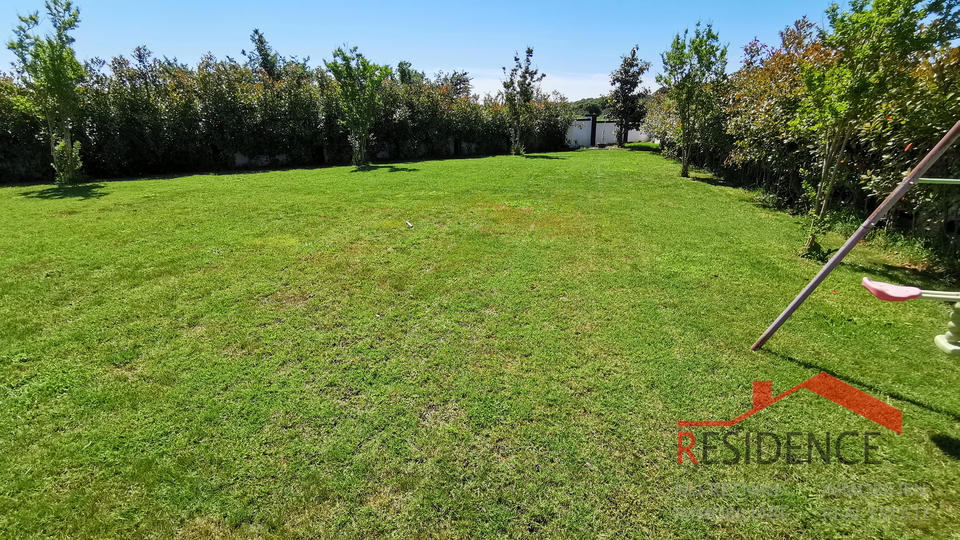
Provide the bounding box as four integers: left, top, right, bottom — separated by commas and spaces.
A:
1, 150, 959, 539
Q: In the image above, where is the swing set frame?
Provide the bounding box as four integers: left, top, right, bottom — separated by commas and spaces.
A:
752, 120, 960, 351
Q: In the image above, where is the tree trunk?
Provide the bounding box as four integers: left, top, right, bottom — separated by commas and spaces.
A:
801, 123, 853, 258
815, 126, 853, 220
46, 115, 57, 164
678, 97, 692, 178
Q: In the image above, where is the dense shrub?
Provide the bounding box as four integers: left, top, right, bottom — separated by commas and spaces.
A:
0, 77, 50, 183
641, 91, 679, 160
2, 44, 574, 183
528, 94, 575, 152
79, 49, 334, 177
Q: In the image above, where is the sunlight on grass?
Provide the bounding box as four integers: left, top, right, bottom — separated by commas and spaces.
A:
1, 150, 958, 538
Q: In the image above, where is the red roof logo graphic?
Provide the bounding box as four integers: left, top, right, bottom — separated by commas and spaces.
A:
678, 373, 902, 434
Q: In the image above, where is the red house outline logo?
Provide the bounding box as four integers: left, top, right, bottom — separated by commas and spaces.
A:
678, 372, 902, 434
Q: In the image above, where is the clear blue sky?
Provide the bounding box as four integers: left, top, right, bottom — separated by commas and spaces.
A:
1, 0, 839, 101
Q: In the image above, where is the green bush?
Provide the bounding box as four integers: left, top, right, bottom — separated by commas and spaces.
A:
0, 77, 49, 183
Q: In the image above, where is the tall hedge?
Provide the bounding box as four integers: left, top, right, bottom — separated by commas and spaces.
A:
0, 77, 50, 183
1, 49, 573, 183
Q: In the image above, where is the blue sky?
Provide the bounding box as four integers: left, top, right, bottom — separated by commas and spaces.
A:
2, 0, 838, 100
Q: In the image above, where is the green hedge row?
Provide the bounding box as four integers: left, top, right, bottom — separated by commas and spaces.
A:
1, 47, 574, 183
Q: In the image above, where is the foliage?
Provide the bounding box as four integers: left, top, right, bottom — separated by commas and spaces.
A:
6, 0, 86, 184
657, 22, 728, 177
325, 47, 392, 167
77, 47, 327, 177
793, 0, 960, 254
858, 45, 960, 199
717, 3, 960, 259
724, 20, 831, 207
607, 45, 651, 146
396, 60, 425, 86
3, 46, 570, 183
83, 49, 187, 175
642, 90, 680, 158
52, 137, 82, 182
529, 92, 575, 152
434, 70, 472, 99
374, 75, 448, 159
241, 29, 282, 81
372, 65, 486, 160
0, 16, 587, 183
571, 96, 609, 117
0, 77, 49, 183
501, 47, 546, 155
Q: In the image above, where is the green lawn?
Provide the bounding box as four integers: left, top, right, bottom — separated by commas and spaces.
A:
624, 141, 660, 152
1, 150, 958, 539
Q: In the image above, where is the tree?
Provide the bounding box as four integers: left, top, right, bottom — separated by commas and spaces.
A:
724, 19, 830, 205
608, 46, 651, 146
396, 61, 425, 85
324, 47, 392, 167
242, 29, 282, 80
657, 22, 727, 177
794, 0, 960, 256
434, 70, 472, 99
501, 47, 545, 155
572, 97, 606, 117
7, 0, 86, 184
0, 76, 49, 183
642, 89, 680, 154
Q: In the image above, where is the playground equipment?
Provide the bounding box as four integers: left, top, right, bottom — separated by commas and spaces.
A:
752, 120, 960, 351
862, 277, 960, 355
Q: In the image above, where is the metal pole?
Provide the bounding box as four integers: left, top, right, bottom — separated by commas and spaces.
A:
752, 120, 960, 351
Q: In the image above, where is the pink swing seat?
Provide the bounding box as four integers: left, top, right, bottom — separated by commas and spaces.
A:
861, 277, 922, 301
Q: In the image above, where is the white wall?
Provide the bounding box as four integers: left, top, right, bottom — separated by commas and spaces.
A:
566, 119, 592, 148
566, 118, 651, 148
596, 121, 651, 145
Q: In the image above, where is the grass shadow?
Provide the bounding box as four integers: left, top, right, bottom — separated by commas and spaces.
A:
686, 171, 743, 189
521, 154, 565, 160
762, 349, 960, 423
351, 164, 420, 173
653, 157, 744, 189
18, 183, 109, 200
202, 168, 294, 177
930, 434, 960, 460
624, 143, 661, 153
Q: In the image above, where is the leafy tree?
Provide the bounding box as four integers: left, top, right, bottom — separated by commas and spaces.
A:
0, 76, 49, 182
657, 22, 727, 177
643, 89, 680, 155
434, 70, 472, 99
501, 47, 545, 155
794, 0, 960, 256
396, 61, 425, 85
724, 19, 829, 205
608, 46, 651, 146
530, 91, 575, 152
242, 29, 282, 80
325, 46, 392, 167
80, 47, 169, 176
859, 44, 960, 198
7, 0, 86, 184
571, 97, 605, 117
